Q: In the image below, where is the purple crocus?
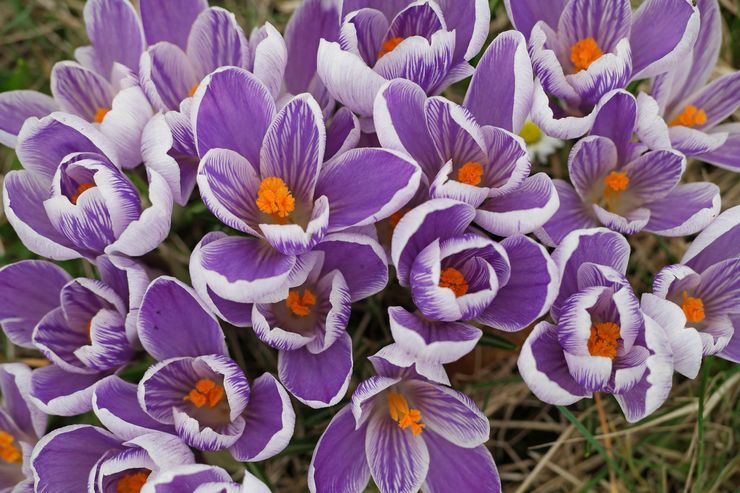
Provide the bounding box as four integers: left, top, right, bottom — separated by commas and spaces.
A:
381, 199, 557, 382
187, 66, 419, 304
518, 228, 674, 422
650, 0, 740, 171
0, 364, 47, 493
0, 0, 153, 168
192, 232, 388, 408
505, 0, 700, 139
0, 256, 148, 416
139, 464, 270, 493
375, 77, 559, 237
138, 2, 289, 205
315, 0, 490, 126
31, 424, 194, 493
536, 90, 721, 246
136, 277, 294, 460
2, 115, 172, 260
647, 206, 740, 373
309, 353, 499, 493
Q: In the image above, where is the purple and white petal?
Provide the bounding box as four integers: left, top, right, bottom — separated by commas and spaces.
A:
140, 0, 207, 49
422, 430, 501, 493
644, 183, 721, 236
0, 90, 58, 147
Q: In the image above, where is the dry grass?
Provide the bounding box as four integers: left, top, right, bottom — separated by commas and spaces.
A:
0, 1, 738, 492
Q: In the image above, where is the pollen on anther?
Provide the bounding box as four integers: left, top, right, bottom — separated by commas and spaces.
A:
183, 379, 225, 408
387, 391, 425, 436
570, 38, 603, 71
71, 183, 96, 204
0, 431, 21, 464
439, 267, 468, 297
669, 105, 707, 128
378, 37, 404, 59
256, 177, 296, 218
94, 107, 109, 124
457, 162, 484, 186
116, 471, 150, 493
681, 291, 705, 323
587, 322, 620, 358
286, 289, 316, 317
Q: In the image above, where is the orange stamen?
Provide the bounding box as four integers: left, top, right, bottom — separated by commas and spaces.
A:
681, 291, 705, 323
378, 37, 404, 59
0, 431, 22, 464
602, 171, 628, 211
188, 83, 199, 97
587, 322, 620, 358
669, 105, 707, 128
116, 471, 150, 493
439, 267, 468, 297
256, 177, 296, 218
286, 289, 316, 317
71, 183, 96, 204
183, 379, 225, 408
387, 391, 425, 436
388, 208, 408, 229
94, 107, 110, 124
570, 38, 603, 71
457, 162, 484, 186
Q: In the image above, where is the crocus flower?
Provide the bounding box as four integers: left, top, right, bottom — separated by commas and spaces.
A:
519, 228, 674, 422
309, 353, 499, 493
505, 0, 700, 139
0, 364, 47, 493
375, 77, 559, 237
648, 206, 740, 370
316, 0, 490, 125
380, 199, 558, 383
31, 424, 194, 493
2, 115, 172, 260
188, 66, 419, 304
0, 0, 153, 168
140, 464, 271, 493
650, 0, 740, 171
536, 90, 721, 246
136, 277, 294, 460
0, 256, 148, 416
191, 232, 388, 408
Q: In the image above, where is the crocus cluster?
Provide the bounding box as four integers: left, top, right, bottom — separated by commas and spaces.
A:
0, 0, 737, 492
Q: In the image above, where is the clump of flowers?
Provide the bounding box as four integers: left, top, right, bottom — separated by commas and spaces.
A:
0, 0, 737, 491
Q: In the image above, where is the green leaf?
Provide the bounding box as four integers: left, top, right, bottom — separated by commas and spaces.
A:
478, 332, 517, 350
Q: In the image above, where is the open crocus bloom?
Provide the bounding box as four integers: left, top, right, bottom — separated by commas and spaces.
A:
0, 364, 47, 493
381, 199, 557, 383
376, 77, 559, 237
650, 206, 740, 367
309, 354, 499, 493
537, 90, 721, 246
316, 0, 489, 125
506, 0, 700, 139
3, 114, 172, 261
136, 277, 294, 460
31, 425, 195, 493
519, 229, 674, 422
193, 232, 387, 408
0, 0, 154, 168
650, 0, 740, 170
188, 67, 419, 303
0, 256, 147, 416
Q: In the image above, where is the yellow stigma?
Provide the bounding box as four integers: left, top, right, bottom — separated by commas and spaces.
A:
71, 183, 96, 205
116, 471, 150, 493
387, 391, 425, 436
94, 107, 110, 124
519, 121, 543, 145
669, 105, 707, 128
681, 291, 705, 323
570, 38, 603, 71
457, 162, 484, 186
285, 289, 316, 317
256, 177, 296, 218
439, 267, 468, 298
0, 431, 21, 464
183, 379, 225, 408
588, 322, 620, 358
378, 37, 405, 59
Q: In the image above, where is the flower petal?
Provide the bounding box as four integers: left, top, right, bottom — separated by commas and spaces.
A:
644, 183, 721, 236
422, 430, 501, 493
50, 61, 114, 122
231, 373, 294, 461
30, 365, 103, 415
681, 204, 740, 273
140, 0, 207, 49
83, 0, 145, 75
535, 179, 597, 247
185, 7, 247, 78
140, 42, 198, 112
0, 90, 58, 148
